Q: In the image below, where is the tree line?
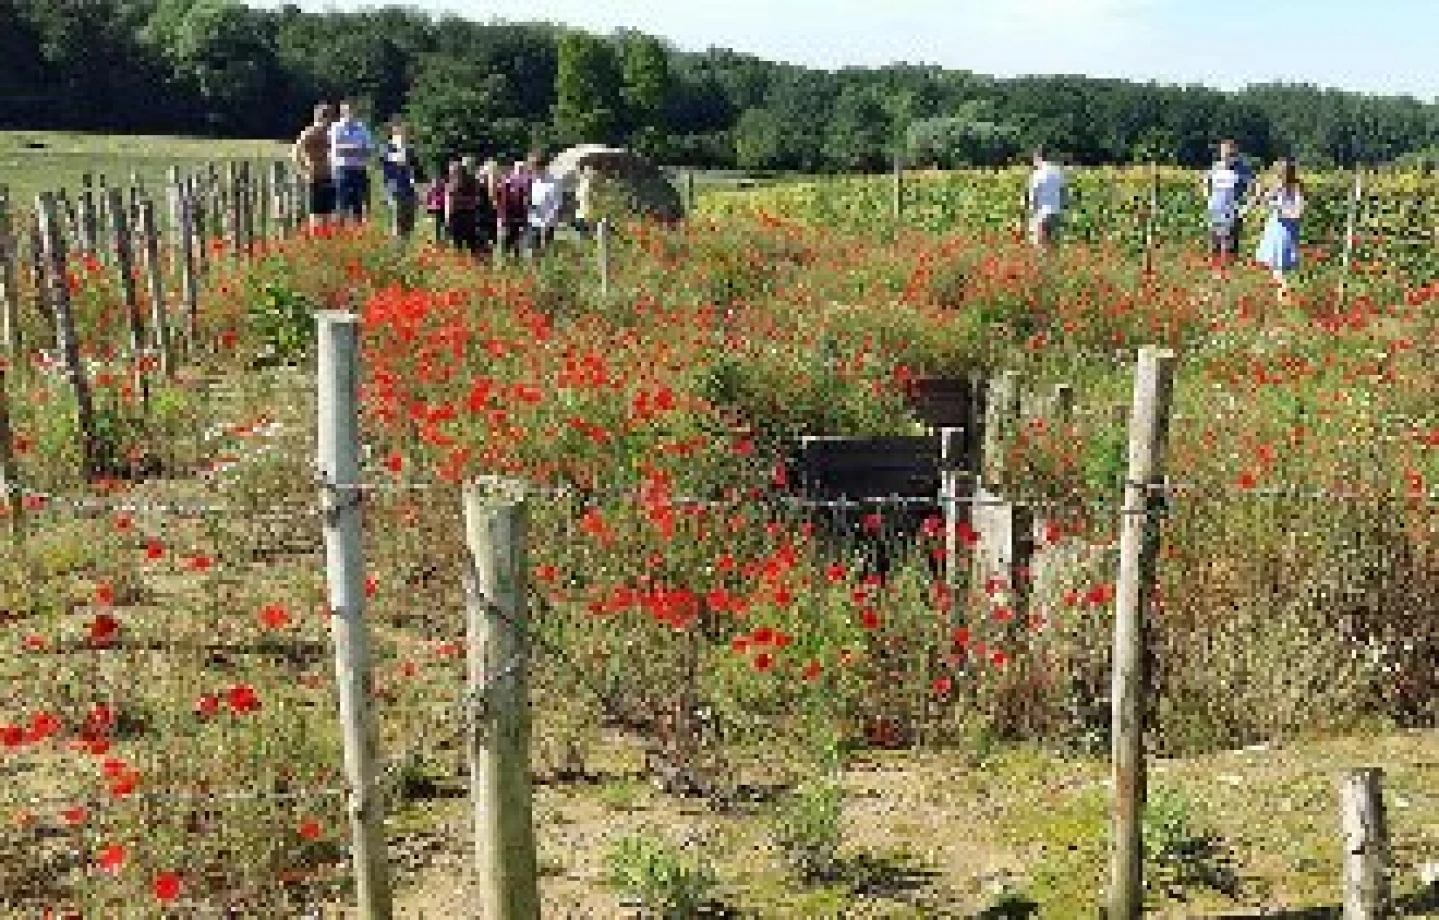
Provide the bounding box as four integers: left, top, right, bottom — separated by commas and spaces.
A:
3, 0, 1439, 174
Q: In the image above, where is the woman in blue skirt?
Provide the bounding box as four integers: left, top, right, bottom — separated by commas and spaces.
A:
1254, 158, 1304, 301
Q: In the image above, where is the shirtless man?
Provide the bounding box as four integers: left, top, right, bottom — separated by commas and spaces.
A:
293, 103, 336, 228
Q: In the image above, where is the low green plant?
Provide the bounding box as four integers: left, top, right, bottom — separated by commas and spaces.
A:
248, 282, 317, 366
603, 832, 719, 919
770, 776, 845, 883
1143, 786, 1241, 902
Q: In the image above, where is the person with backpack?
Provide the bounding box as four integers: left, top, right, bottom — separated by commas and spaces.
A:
380, 121, 424, 239
1203, 138, 1257, 267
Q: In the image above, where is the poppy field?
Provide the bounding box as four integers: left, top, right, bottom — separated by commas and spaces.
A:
1, 201, 1437, 916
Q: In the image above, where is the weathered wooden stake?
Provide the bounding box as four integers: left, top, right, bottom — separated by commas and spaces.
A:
177, 191, 200, 357
1107, 345, 1177, 920
893, 151, 904, 223
980, 369, 1021, 487
461, 480, 541, 920
0, 365, 23, 546
137, 201, 172, 380
1339, 768, 1390, 920
940, 426, 965, 592
597, 218, 611, 299
316, 311, 393, 920
0, 189, 21, 366
1339, 166, 1363, 307
105, 187, 148, 410
36, 193, 101, 480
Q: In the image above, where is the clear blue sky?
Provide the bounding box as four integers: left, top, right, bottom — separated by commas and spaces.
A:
266, 0, 1439, 102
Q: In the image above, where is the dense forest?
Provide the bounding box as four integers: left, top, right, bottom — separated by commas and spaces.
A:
3, 0, 1439, 173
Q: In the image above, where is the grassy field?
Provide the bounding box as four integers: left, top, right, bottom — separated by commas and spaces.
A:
0, 131, 289, 211
1, 133, 1437, 916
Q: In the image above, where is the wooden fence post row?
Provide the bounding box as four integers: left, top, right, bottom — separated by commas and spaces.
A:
35, 193, 100, 481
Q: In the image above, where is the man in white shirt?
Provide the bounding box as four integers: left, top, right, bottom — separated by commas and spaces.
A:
1027, 148, 1066, 248
526, 155, 562, 257
328, 99, 376, 224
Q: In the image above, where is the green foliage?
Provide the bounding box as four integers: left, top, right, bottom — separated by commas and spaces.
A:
603, 833, 720, 919
553, 31, 625, 147
405, 60, 530, 166
247, 282, 317, 366
770, 777, 846, 882
621, 32, 671, 143
1143, 787, 1241, 901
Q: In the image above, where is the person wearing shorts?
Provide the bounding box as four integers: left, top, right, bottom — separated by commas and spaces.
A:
329, 99, 376, 224
293, 103, 336, 227
1204, 138, 1256, 265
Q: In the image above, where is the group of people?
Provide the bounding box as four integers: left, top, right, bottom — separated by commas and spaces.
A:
1026, 137, 1306, 298
292, 99, 594, 260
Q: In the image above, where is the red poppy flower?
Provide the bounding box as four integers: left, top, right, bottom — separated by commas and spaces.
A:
152, 872, 182, 902
752, 652, 775, 673
298, 818, 322, 841
89, 613, 120, 646
860, 608, 881, 630
61, 806, 87, 826
94, 583, 116, 606
226, 685, 261, 715
97, 843, 126, 873
258, 605, 290, 630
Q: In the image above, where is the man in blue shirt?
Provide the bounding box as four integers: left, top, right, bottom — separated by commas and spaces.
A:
328, 99, 376, 224
1203, 138, 1256, 264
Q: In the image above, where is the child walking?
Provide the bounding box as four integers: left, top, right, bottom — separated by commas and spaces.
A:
1254, 158, 1304, 302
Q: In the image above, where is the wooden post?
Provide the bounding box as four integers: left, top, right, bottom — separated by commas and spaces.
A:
685, 170, 696, 216
177, 191, 200, 356
940, 426, 964, 592
226, 161, 241, 262
36, 193, 101, 480
893, 151, 904, 223
137, 201, 172, 380
597, 218, 610, 299
461, 481, 541, 920
106, 187, 148, 410
980, 370, 1021, 488
241, 161, 257, 256
192, 178, 210, 281
1142, 161, 1159, 277
0, 365, 23, 546
78, 179, 99, 260
1339, 768, 1390, 920
1339, 166, 1363, 307
167, 166, 182, 245
0, 188, 21, 366
316, 311, 393, 920
1107, 346, 1177, 920
1051, 383, 1075, 422
26, 210, 51, 349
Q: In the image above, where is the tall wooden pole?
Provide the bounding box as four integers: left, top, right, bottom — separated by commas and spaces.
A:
1107, 346, 1177, 920
317, 311, 393, 920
